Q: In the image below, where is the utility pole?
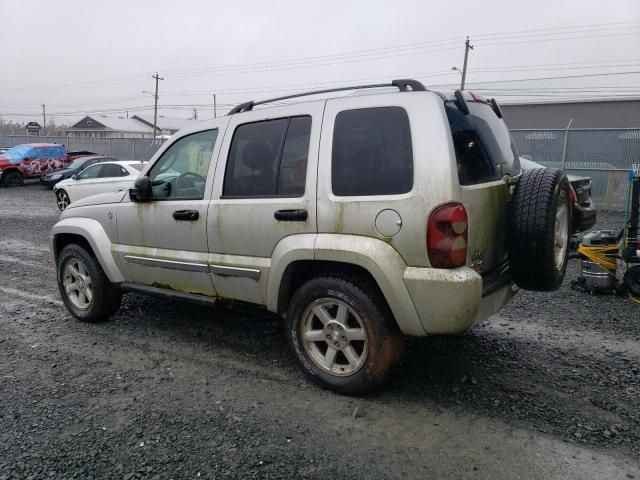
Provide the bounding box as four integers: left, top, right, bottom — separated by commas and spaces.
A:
213, 94, 217, 118
152, 73, 164, 138
460, 36, 474, 91
41, 104, 47, 137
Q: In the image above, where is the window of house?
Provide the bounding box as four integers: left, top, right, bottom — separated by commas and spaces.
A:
332, 107, 413, 196
223, 116, 312, 197
147, 129, 217, 200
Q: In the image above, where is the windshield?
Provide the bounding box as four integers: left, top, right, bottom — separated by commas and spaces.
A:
130, 163, 145, 172
2, 145, 31, 160
445, 100, 520, 186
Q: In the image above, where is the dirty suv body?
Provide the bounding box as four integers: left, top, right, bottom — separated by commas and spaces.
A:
51, 80, 570, 394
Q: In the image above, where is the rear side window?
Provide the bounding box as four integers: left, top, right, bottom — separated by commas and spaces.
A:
99, 164, 128, 177
445, 101, 520, 186
332, 107, 413, 196
32, 148, 47, 159
223, 116, 311, 197
48, 146, 65, 158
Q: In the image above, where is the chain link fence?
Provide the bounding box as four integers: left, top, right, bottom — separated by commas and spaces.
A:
0, 135, 165, 161
510, 128, 640, 211
2, 129, 639, 211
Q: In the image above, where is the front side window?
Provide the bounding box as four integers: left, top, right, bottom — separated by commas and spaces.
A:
223, 116, 312, 197
77, 164, 101, 179
332, 107, 413, 196
148, 129, 217, 199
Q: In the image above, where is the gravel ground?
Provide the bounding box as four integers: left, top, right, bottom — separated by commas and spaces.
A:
0, 184, 639, 480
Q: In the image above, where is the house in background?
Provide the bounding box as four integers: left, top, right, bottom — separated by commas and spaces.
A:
131, 115, 197, 137
63, 116, 156, 139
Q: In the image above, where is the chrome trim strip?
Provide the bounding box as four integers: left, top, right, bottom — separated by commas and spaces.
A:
210, 264, 261, 280
123, 254, 210, 273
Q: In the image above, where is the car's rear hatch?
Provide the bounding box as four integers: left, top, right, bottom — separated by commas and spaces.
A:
444, 93, 520, 276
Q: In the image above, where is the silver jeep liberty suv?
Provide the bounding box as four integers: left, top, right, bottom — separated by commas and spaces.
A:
51, 79, 570, 394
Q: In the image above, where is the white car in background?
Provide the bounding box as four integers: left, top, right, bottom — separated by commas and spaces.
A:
54, 161, 145, 211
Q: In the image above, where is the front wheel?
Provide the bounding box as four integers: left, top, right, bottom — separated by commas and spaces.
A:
57, 244, 122, 322
287, 276, 404, 395
1, 171, 24, 187
56, 189, 70, 211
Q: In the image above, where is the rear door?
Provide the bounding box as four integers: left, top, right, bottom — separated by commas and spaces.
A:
444, 97, 520, 274
207, 103, 322, 305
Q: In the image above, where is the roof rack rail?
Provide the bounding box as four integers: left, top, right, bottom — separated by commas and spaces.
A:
228, 78, 427, 115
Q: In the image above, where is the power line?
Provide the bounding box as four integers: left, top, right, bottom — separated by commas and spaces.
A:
2, 21, 637, 92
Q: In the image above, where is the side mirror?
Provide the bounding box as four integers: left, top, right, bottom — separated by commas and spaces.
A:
130, 176, 152, 202
71, 174, 78, 180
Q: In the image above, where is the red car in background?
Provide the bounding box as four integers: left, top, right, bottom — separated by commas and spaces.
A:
0, 143, 99, 187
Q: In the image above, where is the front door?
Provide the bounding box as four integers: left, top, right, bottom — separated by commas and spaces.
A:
207, 103, 322, 305
115, 127, 224, 296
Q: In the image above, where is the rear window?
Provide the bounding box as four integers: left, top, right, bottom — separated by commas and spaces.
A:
445, 101, 520, 186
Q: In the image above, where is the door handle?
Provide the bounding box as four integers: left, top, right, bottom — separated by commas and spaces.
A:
274, 209, 308, 221
173, 209, 199, 221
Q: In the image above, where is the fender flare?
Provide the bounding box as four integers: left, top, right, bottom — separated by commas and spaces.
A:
51, 217, 125, 283
267, 233, 425, 336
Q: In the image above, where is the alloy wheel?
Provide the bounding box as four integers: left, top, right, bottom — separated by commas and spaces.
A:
554, 190, 569, 271
300, 298, 368, 376
62, 259, 93, 310
56, 190, 70, 211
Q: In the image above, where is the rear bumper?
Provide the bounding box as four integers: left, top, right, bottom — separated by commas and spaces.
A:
402, 265, 515, 334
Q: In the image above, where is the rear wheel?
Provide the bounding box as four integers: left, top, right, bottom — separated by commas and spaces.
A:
624, 266, 640, 297
1, 171, 24, 187
56, 189, 70, 211
57, 244, 122, 322
287, 276, 404, 395
508, 168, 571, 291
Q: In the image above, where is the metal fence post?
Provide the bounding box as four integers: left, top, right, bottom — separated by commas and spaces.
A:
560, 118, 573, 170
109, 138, 113, 156
90, 137, 94, 152
132, 138, 136, 160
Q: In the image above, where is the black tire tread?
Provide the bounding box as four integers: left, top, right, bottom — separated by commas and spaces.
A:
508, 168, 570, 291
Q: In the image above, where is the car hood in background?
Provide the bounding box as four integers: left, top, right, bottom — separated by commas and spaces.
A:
65, 190, 129, 210
43, 167, 74, 178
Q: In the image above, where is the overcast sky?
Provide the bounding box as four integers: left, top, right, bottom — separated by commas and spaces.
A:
1, 0, 639, 125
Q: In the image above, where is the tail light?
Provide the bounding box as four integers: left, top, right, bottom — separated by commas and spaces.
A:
427, 203, 468, 268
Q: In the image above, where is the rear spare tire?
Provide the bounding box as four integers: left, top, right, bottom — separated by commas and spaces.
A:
507, 168, 571, 291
